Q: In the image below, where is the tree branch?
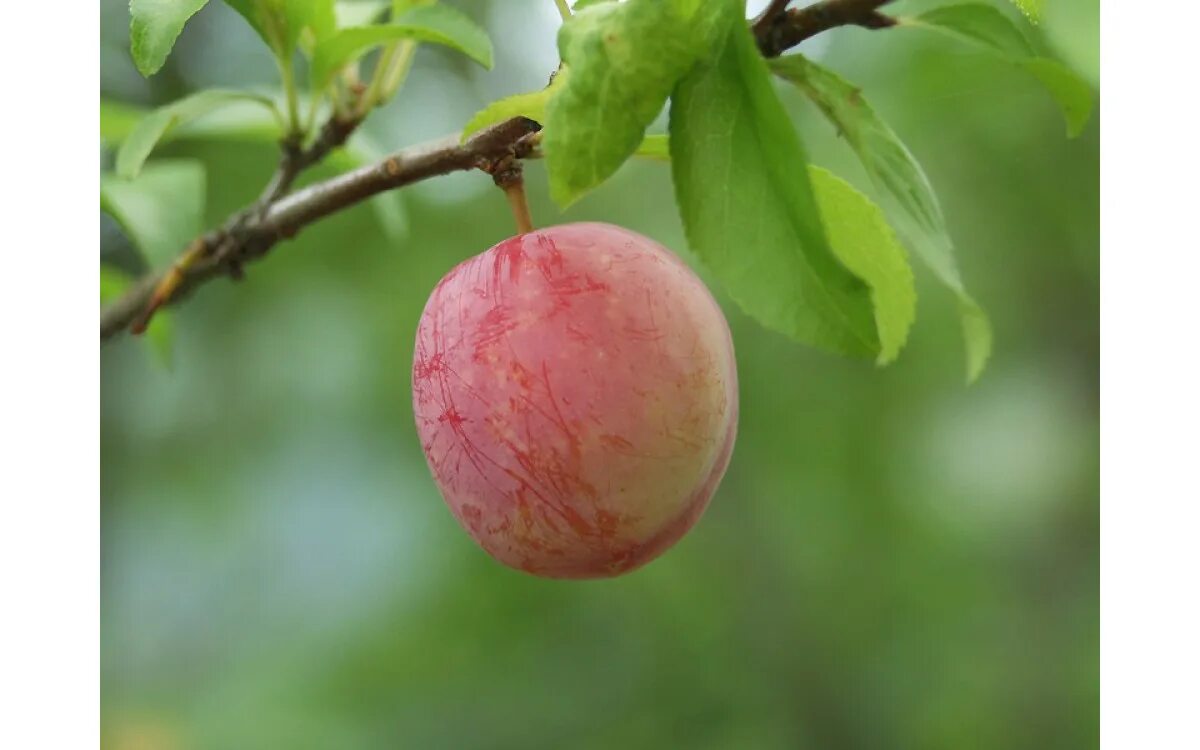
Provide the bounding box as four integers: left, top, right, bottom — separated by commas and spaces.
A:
101, 1, 899, 341
752, 0, 794, 38
756, 0, 898, 58
100, 118, 541, 340
267, 118, 540, 232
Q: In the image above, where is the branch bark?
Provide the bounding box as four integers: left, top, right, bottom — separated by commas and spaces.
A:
756, 0, 897, 58
101, 0, 899, 341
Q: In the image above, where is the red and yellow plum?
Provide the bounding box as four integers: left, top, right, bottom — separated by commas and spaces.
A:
412, 223, 737, 578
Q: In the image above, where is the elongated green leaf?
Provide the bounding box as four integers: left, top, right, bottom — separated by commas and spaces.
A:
100, 100, 150, 144
391, 0, 433, 14
770, 54, 991, 380
460, 74, 564, 141
301, 0, 338, 53
116, 89, 280, 179
311, 5, 493, 91
809, 167, 916, 365
543, 0, 716, 207
101, 159, 206, 267
1020, 58, 1093, 138
394, 3, 491, 67
169, 100, 283, 141
572, 0, 616, 9
461, 90, 548, 140
916, 4, 1033, 56
1009, 0, 1042, 22
905, 3, 1093, 137
634, 137, 915, 364
221, 0, 280, 54
103, 98, 282, 149
223, 0, 333, 58
1040, 0, 1097, 87
335, 0, 390, 27
670, 15, 877, 357
957, 296, 992, 383
99, 265, 175, 368
129, 0, 210, 76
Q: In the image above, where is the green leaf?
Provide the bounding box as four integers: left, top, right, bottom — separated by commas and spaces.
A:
1008, 0, 1042, 22
808, 167, 916, 365
632, 136, 915, 364
103, 97, 283, 150
1039, 0, 1097, 87
957, 296, 992, 383
335, 0, 390, 27
115, 89, 280, 179
221, 0, 279, 54
460, 74, 565, 141
223, 0, 333, 59
914, 4, 1033, 56
543, 0, 715, 207
101, 100, 150, 144
1020, 58, 1094, 137
770, 54, 991, 380
173, 100, 284, 141
101, 159, 206, 267
669, 15, 878, 358
100, 264, 178, 368
572, 0, 615, 9
391, 3, 492, 66
129, 0, 210, 77
391, 0, 433, 15
301, 0, 338, 53
311, 5, 493, 92
905, 3, 1093, 137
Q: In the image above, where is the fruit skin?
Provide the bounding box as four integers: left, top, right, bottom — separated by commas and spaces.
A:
412, 222, 737, 578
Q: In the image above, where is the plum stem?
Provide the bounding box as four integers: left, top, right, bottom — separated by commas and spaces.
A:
486, 151, 536, 235
504, 180, 535, 235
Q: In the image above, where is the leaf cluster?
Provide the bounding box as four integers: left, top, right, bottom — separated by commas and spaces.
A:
106, 0, 1093, 381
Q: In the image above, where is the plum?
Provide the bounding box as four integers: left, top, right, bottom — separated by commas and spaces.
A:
412, 222, 737, 578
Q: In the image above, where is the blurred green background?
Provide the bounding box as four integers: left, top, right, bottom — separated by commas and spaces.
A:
100, 1, 1099, 748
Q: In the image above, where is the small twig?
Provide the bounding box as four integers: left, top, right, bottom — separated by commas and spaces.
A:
256, 138, 303, 206
756, 0, 897, 57
297, 116, 364, 172
752, 0, 793, 37
253, 117, 362, 213
128, 238, 209, 334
